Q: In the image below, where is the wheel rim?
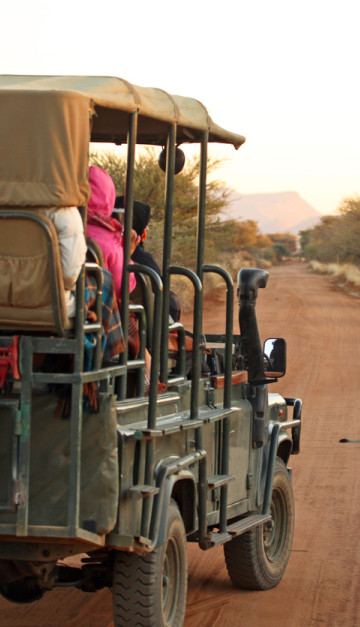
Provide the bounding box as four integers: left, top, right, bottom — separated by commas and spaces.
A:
263, 486, 287, 562
162, 535, 181, 624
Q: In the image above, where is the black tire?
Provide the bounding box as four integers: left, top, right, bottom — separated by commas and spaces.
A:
113, 499, 187, 626
224, 457, 295, 590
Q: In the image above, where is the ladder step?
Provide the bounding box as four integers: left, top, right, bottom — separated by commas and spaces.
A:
209, 514, 272, 546
129, 485, 160, 498
207, 474, 236, 490
209, 531, 232, 546
227, 514, 271, 535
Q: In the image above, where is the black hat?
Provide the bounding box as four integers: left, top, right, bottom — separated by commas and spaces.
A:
115, 196, 151, 236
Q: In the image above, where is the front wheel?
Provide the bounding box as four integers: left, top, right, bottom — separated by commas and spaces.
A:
113, 499, 187, 626
224, 457, 295, 590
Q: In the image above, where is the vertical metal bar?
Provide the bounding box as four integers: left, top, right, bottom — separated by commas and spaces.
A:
140, 271, 163, 539
141, 438, 154, 538
203, 266, 234, 408
203, 265, 234, 532
74, 267, 86, 372
196, 131, 208, 281
192, 132, 208, 418
190, 283, 203, 419
92, 278, 103, 372
147, 279, 163, 430
262, 423, 280, 515
223, 281, 234, 409
16, 336, 32, 536
197, 456, 208, 548
219, 417, 230, 533
167, 266, 202, 417
119, 112, 138, 399
68, 381, 84, 536
195, 132, 208, 546
189, 133, 208, 421
160, 124, 176, 384
68, 266, 86, 535
135, 305, 146, 397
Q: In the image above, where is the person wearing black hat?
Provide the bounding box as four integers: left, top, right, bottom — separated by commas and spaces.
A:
114, 197, 211, 378
114, 196, 181, 323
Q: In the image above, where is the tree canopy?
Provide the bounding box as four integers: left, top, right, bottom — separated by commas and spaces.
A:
300, 195, 360, 265
90, 148, 228, 225
90, 148, 297, 272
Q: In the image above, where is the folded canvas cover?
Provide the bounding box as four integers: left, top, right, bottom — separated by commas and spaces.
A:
0, 75, 246, 207
0, 90, 91, 207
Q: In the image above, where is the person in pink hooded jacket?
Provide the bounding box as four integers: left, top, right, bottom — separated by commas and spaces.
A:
86, 165, 139, 302
86, 166, 165, 394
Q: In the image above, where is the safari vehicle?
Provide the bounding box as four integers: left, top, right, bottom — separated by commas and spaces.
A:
0, 75, 302, 626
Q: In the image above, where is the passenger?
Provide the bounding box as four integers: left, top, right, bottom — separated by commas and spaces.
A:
87, 168, 163, 393
113, 196, 201, 377
41, 206, 87, 317
86, 166, 140, 303
114, 196, 181, 323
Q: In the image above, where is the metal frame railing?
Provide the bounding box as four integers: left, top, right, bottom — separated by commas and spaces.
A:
0, 112, 247, 550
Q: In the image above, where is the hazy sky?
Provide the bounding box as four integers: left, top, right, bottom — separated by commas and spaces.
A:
2, 0, 359, 215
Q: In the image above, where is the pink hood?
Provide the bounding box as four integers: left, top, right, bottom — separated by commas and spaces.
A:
86, 165, 136, 298
88, 165, 116, 218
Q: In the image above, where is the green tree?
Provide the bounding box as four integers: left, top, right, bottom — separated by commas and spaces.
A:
267, 232, 297, 256
89, 148, 281, 271
90, 148, 228, 225
301, 215, 340, 262
300, 195, 360, 264
90, 148, 232, 269
336, 196, 360, 264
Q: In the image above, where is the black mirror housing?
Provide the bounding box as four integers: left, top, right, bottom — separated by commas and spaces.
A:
263, 338, 286, 378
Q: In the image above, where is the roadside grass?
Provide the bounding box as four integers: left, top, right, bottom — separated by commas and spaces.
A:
309, 260, 360, 298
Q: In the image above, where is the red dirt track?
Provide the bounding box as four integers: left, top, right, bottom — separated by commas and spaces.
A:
1, 261, 360, 626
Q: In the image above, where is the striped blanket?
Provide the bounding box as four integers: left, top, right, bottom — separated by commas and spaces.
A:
85, 268, 125, 365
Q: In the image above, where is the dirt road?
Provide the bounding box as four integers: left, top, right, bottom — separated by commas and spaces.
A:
2, 261, 360, 626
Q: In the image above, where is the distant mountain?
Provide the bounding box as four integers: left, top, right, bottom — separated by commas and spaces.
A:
220, 191, 322, 235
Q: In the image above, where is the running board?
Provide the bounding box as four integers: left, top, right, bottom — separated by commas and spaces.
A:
209, 514, 271, 546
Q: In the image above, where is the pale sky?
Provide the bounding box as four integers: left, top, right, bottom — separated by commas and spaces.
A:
2, 0, 359, 215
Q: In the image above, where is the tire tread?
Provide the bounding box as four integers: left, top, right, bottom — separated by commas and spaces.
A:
224, 457, 294, 591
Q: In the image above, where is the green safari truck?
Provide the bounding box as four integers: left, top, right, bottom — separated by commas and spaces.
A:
0, 75, 302, 626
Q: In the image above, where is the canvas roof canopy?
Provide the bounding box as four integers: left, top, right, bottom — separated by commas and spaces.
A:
0, 75, 246, 207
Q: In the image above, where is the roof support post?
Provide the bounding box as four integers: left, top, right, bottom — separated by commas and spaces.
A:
190, 130, 209, 406
160, 124, 176, 384
119, 111, 138, 399
196, 130, 208, 282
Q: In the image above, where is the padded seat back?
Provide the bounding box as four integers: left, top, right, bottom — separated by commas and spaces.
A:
0, 210, 70, 335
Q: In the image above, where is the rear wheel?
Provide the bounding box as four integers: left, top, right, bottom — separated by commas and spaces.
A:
113, 500, 187, 626
224, 457, 294, 590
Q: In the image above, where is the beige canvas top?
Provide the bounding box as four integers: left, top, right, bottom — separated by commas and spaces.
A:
0, 75, 246, 207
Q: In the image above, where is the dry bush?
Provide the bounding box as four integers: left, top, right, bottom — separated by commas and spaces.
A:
342, 264, 360, 285
309, 260, 328, 273
309, 260, 360, 297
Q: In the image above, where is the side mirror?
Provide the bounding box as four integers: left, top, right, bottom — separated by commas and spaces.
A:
263, 338, 286, 378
